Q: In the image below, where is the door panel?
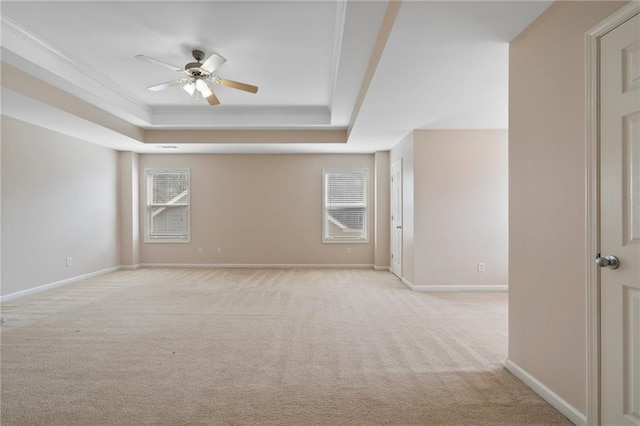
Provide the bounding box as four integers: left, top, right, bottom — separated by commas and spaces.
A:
626, 286, 640, 420
623, 41, 640, 93
624, 111, 640, 245
601, 12, 640, 425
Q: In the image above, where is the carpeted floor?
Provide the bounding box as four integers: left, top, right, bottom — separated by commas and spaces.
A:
1, 268, 571, 425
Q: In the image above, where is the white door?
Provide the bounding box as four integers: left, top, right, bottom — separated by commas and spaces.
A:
391, 160, 402, 278
600, 12, 640, 425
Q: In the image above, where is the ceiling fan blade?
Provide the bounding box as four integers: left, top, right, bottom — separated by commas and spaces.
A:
200, 52, 227, 73
135, 55, 183, 72
206, 90, 220, 106
215, 78, 258, 94
147, 79, 188, 91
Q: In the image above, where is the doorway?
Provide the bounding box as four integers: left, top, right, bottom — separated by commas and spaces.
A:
586, 4, 640, 424
390, 160, 402, 278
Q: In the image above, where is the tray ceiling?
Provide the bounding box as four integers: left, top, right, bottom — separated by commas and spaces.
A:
0, 1, 552, 153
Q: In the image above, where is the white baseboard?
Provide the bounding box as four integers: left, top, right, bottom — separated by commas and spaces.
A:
139, 263, 375, 269
120, 264, 141, 270
414, 285, 508, 292
504, 359, 586, 426
0, 266, 120, 303
400, 277, 507, 292
401, 277, 415, 290
1, 263, 381, 302
374, 265, 390, 271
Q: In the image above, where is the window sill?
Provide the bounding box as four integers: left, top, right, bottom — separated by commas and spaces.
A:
144, 238, 191, 244
322, 239, 369, 244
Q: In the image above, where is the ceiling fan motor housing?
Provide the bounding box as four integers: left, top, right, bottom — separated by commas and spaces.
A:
185, 50, 209, 77
185, 62, 209, 76
192, 49, 205, 62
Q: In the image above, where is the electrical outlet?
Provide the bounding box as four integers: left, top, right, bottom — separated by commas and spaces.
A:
216, 247, 222, 255
477, 262, 485, 272
197, 247, 204, 254
346, 247, 352, 254
66, 257, 73, 267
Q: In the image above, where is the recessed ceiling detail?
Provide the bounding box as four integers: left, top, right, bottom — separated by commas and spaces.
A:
0, 1, 551, 154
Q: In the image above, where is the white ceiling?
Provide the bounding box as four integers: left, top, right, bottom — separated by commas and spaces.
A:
0, 0, 552, 154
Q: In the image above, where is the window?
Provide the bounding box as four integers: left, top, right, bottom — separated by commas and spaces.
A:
323, 168, 369, 243
144, 168, 190, 243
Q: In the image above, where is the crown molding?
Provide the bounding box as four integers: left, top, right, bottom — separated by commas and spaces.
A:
1, 14, 337, 129
348, 0, 402, 134
328, 0, 391, 127
0, 15, 151, 124
143, 128, 348, 144
329, 0, 348, 109
150, 105, 331, 127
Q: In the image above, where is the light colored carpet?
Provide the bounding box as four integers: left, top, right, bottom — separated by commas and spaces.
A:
1, 268, 571, 425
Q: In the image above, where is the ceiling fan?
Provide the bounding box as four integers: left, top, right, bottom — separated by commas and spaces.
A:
135, 49, 258, 105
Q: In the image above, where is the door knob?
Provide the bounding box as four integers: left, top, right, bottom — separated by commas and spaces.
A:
396, 226, 402, 229
595, 254, 620, 269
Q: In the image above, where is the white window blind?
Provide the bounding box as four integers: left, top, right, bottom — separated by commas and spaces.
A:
145, 168, 190, 242
323, 168, 368, 242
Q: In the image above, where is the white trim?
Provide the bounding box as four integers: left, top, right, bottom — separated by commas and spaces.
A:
413, 284, 507, 292
322, 239, 370, 244
328, 0, 347, 108
399, 277, 506, 292
373, 265, 390, 271
139, 263, 375, 269
120, 264, 141, 270
0, 266, 120, 303
322, 167, 370, 244
505, 359, 586, 426
400, 277, 414, 290
585, 23, 601, 426
151, 105, 330, 127
0, 263, 379, 302
143, 168, 191, 243
585, 4, 640, 424
411, 285, 508, 292
390, 159, 403, 278
0, 15, 150, 123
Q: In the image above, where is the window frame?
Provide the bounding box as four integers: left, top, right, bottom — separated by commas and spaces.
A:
322, 167, 369, 244
144, 168, 191, 243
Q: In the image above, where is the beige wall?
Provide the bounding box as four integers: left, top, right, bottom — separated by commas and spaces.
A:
119, 151, 140, 267
1, 115, 3, 294
509, 0, 627, 414
413, 130, 508, 286
390, 130, 508, 287
390, 132, 415, 283
1, 116, 120, 296
374, 151, 390, 269
0, 117, 385, 295
138, 154, 375, 265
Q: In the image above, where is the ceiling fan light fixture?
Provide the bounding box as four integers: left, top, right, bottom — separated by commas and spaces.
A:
136, 50, 257, 106
195, 79, 213, 98
183, 81, 196, 96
